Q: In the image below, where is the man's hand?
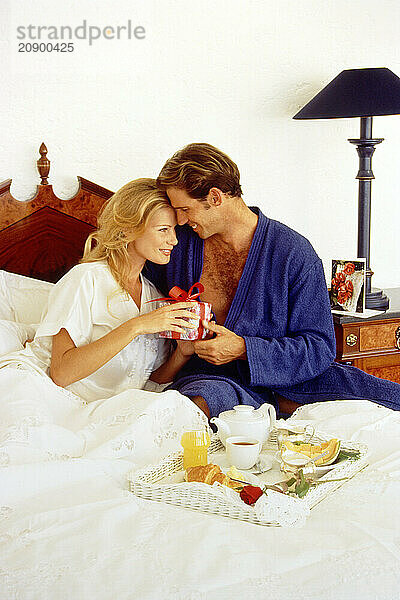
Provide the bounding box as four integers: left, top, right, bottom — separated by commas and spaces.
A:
193, 321, 247, 365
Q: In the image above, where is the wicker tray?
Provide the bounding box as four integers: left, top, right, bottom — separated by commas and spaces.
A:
127, 433, 368, 527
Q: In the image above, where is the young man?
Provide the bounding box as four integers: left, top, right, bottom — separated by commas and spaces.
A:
144, 143, 400, 418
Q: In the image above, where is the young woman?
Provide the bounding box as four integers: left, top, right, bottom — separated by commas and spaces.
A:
46, 177, 197, 400
0, 179, 206, 465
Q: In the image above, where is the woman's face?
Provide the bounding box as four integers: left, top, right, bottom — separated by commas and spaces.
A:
128, 206, 178, 265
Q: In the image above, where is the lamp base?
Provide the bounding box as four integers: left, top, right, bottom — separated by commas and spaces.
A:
365, 288, 390, 310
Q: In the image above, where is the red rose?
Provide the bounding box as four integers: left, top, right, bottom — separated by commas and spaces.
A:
335, 272, 346, 285
345, 280, 353, 294
239, 485, 263, 505
337, 280, 353, 304
343, 262, 355, 275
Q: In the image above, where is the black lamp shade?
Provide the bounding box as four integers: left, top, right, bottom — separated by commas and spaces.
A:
293, 68, 400, 119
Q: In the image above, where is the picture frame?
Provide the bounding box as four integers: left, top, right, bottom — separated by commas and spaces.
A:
330, 259, 366, 314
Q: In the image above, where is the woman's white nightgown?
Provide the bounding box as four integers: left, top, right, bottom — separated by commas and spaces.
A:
0, 262, 206, 466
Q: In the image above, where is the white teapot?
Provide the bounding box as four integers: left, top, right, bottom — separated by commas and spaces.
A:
210, 403, 276, 447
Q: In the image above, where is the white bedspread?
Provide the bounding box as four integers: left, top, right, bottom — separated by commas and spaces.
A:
1, 398, 400, 600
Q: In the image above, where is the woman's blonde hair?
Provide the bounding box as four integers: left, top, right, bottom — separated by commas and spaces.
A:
81, 178, 170, 292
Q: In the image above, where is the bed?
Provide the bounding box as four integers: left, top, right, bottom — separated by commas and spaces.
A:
0, 145, 400, 600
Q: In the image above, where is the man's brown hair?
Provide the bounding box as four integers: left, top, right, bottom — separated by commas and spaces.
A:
156, 143, 242, 200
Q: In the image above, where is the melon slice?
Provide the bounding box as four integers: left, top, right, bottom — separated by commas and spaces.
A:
282, 438, 341, 466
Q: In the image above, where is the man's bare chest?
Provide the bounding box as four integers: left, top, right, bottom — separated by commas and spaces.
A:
199, 243, 249, 324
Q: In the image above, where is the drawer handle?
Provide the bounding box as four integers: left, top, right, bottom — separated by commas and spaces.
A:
396, 326, 400, 350
346, 333, 358, 347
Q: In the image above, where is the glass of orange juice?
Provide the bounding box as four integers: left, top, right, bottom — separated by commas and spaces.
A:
181, 429, 211, 469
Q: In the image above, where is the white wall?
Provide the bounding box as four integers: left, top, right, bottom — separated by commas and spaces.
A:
1, 0, 400, 287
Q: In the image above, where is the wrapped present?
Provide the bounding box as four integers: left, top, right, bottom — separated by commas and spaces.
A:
152, 283, 212, 340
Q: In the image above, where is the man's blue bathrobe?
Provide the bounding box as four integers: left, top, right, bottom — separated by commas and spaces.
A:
144, 208, 400, 416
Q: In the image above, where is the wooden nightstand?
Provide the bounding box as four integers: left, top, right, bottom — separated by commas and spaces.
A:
333, 288, 400, 384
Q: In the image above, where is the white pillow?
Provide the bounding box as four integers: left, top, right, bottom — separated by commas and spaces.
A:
0, 320, 36, 356
0, 270, 54, 324
0, 271, 15, 320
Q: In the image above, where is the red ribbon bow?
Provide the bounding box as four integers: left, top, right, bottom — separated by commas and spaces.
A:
148, 282, 204, 304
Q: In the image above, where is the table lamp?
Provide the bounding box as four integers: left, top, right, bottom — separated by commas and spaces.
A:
293, 67, 400, 310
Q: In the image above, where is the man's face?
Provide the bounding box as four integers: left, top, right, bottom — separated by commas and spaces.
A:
167, 187, 217, 239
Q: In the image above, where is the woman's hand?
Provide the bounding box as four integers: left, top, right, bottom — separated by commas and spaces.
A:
132, 302, 199, 336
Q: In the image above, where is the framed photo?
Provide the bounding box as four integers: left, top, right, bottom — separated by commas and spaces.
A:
330, 259, 366, 313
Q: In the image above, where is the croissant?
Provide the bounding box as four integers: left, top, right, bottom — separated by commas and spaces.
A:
186, 464, 242, 491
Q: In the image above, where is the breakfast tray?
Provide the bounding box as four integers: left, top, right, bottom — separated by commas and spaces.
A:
127, 432, 368, 527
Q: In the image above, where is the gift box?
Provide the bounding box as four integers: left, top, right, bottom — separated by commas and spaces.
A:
159, 300, 212, 340
154, 283, 212, 340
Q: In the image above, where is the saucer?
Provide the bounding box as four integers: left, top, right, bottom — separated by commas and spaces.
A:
247, 456, 273, 474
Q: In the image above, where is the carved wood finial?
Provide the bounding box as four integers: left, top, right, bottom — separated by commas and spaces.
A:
37, 142, 50, 185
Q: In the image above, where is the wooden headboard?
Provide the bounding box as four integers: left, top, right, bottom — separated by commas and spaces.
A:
0, 143, 114, 282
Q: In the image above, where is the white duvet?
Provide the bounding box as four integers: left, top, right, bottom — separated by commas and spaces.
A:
1, 397, 400, 600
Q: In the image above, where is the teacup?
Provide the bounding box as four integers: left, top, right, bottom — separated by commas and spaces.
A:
226, 436, 262, 470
